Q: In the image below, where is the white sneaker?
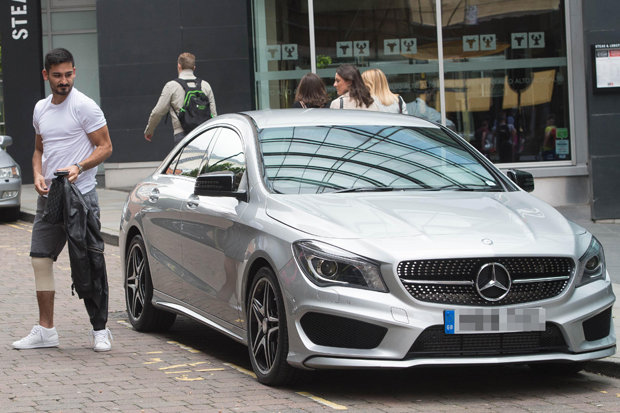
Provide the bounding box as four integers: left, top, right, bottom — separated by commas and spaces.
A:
12, 325, 59, 349
92, 328, 113, 352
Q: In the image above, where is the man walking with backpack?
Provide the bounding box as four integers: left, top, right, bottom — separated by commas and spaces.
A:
144, 52, 217, 144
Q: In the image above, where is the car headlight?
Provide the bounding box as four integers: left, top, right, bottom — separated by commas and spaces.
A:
576, 236, 606, 287
293, 240, 387, 292
0, 166, 20, 178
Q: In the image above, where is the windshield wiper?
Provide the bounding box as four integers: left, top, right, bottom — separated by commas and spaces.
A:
331, 186, 395, 193
432, 183, 501, 191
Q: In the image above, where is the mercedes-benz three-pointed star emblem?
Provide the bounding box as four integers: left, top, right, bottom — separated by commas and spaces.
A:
475, 262, 511, 301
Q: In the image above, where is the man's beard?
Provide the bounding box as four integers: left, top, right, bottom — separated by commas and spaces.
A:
54, 84, 72, 96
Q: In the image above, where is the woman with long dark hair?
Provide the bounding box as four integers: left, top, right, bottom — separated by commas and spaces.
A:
292, 73, 330, 108
329, 64, 379, 111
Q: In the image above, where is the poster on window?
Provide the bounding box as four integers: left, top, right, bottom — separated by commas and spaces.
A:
593, 42, 620, 91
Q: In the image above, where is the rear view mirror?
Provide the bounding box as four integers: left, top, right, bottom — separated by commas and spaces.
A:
506, 169, 534, 192
194, 171, 248, 202
0, 135, 13, 149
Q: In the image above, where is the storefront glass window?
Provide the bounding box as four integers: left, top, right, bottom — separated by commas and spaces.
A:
440, 0, 569, 163
252, 0, 311, 109
313, 0, 439, 114
251, 0, 571, 164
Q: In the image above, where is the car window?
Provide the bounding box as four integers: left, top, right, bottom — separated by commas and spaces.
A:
203, 128, 246, 191
258, 125, 501, 194
166, 129, 218, 177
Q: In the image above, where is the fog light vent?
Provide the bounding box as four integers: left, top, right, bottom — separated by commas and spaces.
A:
300, 312, 387, 349
583, 307, 612, 342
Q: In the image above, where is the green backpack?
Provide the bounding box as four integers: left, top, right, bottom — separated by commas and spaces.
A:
175, 78, 212, 133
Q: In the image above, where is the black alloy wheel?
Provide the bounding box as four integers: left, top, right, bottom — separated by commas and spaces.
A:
247, 267, 297, 385
125, 234, 176, 331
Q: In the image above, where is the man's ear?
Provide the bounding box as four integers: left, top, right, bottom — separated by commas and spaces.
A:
42, 69, 49, 81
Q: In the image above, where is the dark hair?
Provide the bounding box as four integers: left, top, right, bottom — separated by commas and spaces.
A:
336, 64, 374, 108
294, 73, 329, 108
44, 48, 74, 72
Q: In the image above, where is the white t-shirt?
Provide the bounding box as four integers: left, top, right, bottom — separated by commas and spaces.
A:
33, 88, 107, 194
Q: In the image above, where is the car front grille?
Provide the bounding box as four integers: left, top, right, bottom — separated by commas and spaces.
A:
398, 257, 574, 306
406, 324, 567, 358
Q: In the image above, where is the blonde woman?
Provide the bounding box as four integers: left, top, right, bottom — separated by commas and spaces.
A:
362, 68, 408, 114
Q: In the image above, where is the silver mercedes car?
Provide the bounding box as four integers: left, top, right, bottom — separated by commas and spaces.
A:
0, 135, 21, 221
119, 109, 615, 385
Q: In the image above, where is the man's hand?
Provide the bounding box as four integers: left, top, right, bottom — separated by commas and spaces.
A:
145, 134, 152, 142
56, 164, 81, 183
33, 174, 49, 196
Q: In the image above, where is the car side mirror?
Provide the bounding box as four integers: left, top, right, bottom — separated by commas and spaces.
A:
506, 169, 534, 192
0, 135, 13, 149
194, 171, 248, 202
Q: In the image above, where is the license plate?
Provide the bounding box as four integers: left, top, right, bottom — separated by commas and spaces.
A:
444, 308, 545, 334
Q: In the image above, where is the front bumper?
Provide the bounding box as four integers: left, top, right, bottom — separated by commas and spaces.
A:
282, 264, 616, 370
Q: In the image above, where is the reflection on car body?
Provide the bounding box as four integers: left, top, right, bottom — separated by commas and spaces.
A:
0, 135, 22, 222
119, 109, 615, 385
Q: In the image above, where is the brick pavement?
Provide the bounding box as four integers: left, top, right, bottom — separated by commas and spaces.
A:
2, 218, 620, 412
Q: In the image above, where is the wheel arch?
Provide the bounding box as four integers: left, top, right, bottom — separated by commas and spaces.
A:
243, 255, 276, 310
124, 225, 143, 257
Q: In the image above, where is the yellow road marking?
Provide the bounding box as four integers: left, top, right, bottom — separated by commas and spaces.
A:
159, 364, 189, 370
223, 362, 257, 378
195, 368, 226, 372
146, 351, 163, 354
297, 392, 348, 410
165, 370, 192, 374
7, 223, 31, 232
143, 358, 163, 365
117, 320, 132, 328
189, 361, 207, 366
167, 340, 200, 353
175, 375, 204, 382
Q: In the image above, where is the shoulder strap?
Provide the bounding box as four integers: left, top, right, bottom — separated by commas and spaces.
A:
340, 97, 344, 109
398, 95, 403, 114
175, 78, 202, 92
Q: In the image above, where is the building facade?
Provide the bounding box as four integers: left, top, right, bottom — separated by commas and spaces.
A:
1, 0, 619, 218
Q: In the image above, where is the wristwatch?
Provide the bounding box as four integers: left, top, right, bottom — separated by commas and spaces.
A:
74, 162, 84, 174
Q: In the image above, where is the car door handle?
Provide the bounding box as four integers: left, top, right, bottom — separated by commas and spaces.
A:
186, 195, 199, 209
149, 188, 160, 203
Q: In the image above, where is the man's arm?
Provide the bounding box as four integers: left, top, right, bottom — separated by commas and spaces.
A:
145, 82, 175, 141
203, 81, 217, 117
32, 134, 48, 195
59, 125, 113, 183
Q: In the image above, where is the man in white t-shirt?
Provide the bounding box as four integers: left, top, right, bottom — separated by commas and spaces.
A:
12, 48, 114, 352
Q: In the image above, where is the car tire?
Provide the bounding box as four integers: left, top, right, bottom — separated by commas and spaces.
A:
247, 266, 298, 386
528, 361, 586, 376
125, 234, 176, 332
1, 206, 20, 222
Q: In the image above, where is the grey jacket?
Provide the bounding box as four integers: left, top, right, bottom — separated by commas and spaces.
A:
145, 69, 217, 136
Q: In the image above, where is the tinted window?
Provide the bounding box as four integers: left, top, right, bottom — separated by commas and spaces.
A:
258, 125, 501, 194
167, 129, 218, 177
204, 128, 246, 191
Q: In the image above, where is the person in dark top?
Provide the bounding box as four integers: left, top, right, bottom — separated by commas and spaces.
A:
292, 73, 330, 108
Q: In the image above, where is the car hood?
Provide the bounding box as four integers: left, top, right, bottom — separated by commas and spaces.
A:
265, 191, 586, 257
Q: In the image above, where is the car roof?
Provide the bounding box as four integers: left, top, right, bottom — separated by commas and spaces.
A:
241, 109, 441, 130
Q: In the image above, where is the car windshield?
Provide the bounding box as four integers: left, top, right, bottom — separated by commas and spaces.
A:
258, 125, 502, 195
